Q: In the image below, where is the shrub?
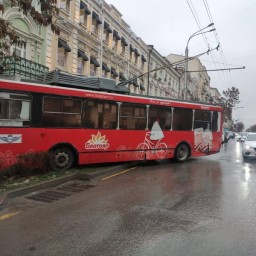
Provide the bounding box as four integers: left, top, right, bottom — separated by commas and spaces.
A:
0, 151, 50, 181
0, 150, 17, 172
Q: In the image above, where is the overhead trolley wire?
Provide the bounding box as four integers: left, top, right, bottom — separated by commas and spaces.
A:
186, 0, 236, 88
203, 0, 233, 87
186, 0, 225, 87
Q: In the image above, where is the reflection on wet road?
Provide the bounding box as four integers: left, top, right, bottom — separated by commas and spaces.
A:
1, 140, 256, 256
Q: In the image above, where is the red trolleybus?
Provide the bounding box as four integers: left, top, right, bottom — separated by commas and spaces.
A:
0, 75, 222, 172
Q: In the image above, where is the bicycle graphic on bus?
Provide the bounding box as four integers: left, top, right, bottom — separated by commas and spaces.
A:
136, 121, 168, 160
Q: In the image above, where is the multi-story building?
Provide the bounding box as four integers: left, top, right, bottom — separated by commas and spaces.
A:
3, 0, 212, 101
209, 87, 221, 104
46, 0, 181, 97
167, 53, 212, 102
1, 3, 49, 77
148, 48, 180, 98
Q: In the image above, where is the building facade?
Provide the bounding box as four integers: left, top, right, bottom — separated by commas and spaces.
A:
167, 53, 213, 102
2, 0, 218, 102
209, 87, 221, 104
2, 4, 47, 65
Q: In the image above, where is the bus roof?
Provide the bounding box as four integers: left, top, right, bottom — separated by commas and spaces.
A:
0, 77, 222, 111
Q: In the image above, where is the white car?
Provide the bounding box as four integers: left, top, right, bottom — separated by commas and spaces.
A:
242, 133, 256, 159
237, 133, 247, 142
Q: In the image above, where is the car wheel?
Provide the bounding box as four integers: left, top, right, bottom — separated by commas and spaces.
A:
49, 147, 74, 171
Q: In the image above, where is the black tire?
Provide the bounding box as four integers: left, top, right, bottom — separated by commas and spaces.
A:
174, 143, 190, 162
49, 147, 74, 171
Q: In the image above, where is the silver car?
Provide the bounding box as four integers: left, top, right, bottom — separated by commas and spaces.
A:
242, 133, 256, 159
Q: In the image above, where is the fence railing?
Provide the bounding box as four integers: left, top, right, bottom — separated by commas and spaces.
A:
0, 56, 49, 79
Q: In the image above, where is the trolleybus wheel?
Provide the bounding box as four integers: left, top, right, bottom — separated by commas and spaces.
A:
174, 143, 190, 162
49, 147, 74, 171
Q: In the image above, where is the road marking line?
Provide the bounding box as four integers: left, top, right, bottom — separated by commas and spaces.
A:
0, 211, 22, 221
101, 167, 137, 181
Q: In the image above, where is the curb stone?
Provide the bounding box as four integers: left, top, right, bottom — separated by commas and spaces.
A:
0, 161, 142, 211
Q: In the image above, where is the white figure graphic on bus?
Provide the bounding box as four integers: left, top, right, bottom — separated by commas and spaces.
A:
136, 121, 167, 160
194, 123, 213, 153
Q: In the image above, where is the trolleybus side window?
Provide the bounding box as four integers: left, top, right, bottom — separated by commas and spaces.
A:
0, 92, 31, 127
172, 107, 193, 131
42, 97, 82, 127
194, 110, 211, 130
84, 100, 117, 129
120, 103, 146, 130
148, 106, 172, 130
212, 111, 219, 132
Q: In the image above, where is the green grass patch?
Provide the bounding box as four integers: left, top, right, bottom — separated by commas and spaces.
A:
0, 167, 94, 194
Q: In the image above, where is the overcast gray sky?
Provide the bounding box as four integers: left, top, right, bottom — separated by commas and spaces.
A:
107, 0, 256, 129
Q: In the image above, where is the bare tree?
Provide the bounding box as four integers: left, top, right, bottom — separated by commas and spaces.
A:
246, 124, 256, 132
234, 121, 244, 133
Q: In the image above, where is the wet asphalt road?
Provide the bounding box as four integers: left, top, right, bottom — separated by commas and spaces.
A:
1, 140, 256, 256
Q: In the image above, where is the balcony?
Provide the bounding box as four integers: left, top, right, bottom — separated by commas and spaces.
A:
0, 56, 49, 79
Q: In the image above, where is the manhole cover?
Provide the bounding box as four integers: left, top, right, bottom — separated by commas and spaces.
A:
26, 182, 95, 203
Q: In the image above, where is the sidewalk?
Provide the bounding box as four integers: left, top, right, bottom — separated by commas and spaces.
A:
0, 161, 141, 210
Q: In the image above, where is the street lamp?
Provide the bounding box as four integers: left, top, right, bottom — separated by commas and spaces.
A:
147, 45, 154, 96
184, 23, 215, 100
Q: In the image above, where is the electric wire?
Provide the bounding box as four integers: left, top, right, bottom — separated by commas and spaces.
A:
186, 0, 224, 87
187, 0, 235, 89
203, 0, 233, 87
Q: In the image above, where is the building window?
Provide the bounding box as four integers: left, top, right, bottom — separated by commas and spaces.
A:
92, 12, 102, 36
112, 30, 120, 50
134, 49, 140, 65
119, 72, 126, 82
102, 63, 110, 78
103, 22, 112, 45
59, 0, 70, 12
77, 58, 84, 75
111, 67, 118, 80
141, 54, 146, 70
129, 45, 134, 61
121, 37, 128, 55
90, 56, 100, 76
77, 50, 88, 74
80, 1, 91, 27
57, 39, 71, 67
57, 48, 66, 67
11, 44, 26, 58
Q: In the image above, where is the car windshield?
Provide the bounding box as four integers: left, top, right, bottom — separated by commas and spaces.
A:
246, 134, 256, 141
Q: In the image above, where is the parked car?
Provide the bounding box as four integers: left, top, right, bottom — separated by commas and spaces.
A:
237, 132, 247, 142
242, 133, 256, 159
241, 133, 248, 142
236, 134, 242, 141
